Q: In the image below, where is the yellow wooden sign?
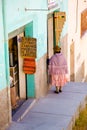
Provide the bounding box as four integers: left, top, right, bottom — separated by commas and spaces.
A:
20, 37, 37, 58
54, 12, 66, 45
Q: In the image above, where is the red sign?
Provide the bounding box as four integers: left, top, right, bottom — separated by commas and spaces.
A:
23, 58, 36, 74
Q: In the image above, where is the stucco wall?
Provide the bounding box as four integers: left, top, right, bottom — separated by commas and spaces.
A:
35, 54, 48, 98
0, 1, 7, 90
0, 1, 11, 129
0, 87, 11, 130
0, 0, 68, 129
5, 0, 47, 33
68, 0, 87, 81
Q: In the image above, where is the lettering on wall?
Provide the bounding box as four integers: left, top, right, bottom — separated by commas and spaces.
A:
20, 37, 37, 58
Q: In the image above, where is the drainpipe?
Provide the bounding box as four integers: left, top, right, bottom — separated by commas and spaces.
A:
2, 0, 11, 123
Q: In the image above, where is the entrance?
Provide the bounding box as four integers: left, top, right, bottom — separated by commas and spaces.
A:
9, 32, 26, 116
9, 22, 35, 118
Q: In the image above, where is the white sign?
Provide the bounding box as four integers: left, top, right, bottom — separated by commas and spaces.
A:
48, 0, 57, 9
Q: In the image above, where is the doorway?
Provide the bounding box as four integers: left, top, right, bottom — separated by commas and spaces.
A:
9, 36, 19, 99
9, 33, 26, 116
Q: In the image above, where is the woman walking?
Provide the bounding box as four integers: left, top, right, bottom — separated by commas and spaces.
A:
48, 45, 69, 93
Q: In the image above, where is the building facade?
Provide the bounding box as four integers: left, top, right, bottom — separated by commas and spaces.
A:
68, 0, 87, 82
0, 0, 68, 129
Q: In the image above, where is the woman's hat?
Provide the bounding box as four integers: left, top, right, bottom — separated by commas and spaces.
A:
54, 45, 61, 53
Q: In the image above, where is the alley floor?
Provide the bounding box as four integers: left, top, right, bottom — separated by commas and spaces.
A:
6, 82, 87, 130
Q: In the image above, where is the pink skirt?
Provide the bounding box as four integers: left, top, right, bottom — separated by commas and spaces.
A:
50, 74, 68, 87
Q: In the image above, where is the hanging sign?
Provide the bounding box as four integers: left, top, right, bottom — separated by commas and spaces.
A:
54, 12, 66, 45
23, 58, 36, 74
54, 12, 66, 30
20, 37, 37, 58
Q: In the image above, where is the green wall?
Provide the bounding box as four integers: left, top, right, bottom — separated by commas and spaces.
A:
0, 0, 68, 91
25, 22, 35, 98
0, 1, 7, 90
2, 0, 48, 91
58, 0, 68, 37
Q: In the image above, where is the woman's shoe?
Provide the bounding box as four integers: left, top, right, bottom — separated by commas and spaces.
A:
54, 86, 59, 94
54, 90, 59, 94
59, 89, 62, 92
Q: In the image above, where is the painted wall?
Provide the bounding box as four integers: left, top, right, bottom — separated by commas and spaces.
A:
4, 0, 60, 98
4, 0, 48, 74
0, 0, 48, 99
25, 22, 35, 97
0, 0, 68, 90
4, 0, 68, 93
0, 2, 11, 129
5, 0, 47, 33
0, 1, 7, 90
68, 0, 87, 81
59, 0, 68, 37
0, 0, 69, 128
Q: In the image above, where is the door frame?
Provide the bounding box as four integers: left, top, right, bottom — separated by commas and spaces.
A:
8, 27, 26, 99
47, 14, 54, 58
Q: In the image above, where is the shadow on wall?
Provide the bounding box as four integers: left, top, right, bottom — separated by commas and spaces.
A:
61, 33, 68, 59
75, 61, 84, 82
70, 73, 75, 82
83, 75, 87, 82
70, 40, 74, 81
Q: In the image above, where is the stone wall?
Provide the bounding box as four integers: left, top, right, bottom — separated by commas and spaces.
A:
0, 87, 11, 130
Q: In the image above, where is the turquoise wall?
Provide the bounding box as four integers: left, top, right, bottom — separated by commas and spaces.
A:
0, 0, 68, 91
0, 1, 7, 90
58, 0, 68, 37
33, 13, 47, 60
3, 0, 48, 92
6, 0, 48, 60
6, 0, 47, 33
25, 22, 35, 98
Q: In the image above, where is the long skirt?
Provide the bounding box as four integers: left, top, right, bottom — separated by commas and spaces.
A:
50, 74, 68, 87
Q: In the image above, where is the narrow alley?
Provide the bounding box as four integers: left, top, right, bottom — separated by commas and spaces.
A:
7, 82, 87, 130
1, 1, 87, 130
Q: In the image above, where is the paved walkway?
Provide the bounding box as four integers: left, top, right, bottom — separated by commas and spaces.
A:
6, 82, 87, 130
